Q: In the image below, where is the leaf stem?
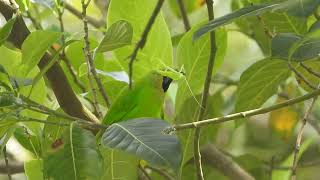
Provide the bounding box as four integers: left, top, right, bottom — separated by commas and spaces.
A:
81, 0, 111, 112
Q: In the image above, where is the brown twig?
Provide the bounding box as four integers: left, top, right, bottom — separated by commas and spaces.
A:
145, 165, 175, 180
0, 162, 24, 174
64, 1, 105, 28
0, 0, 99, 123
291, 86, 319, 180
193, 0, 217, 179
288, 63, 317, 89
201, 144, 255, 180
138, 164, 152, 180
128, 0, 165, 88
300, 62, 320, 78
3, 147, 12, 180
176, 0, 191, 31
81, 0, 111, 112
163, 87, 320, 132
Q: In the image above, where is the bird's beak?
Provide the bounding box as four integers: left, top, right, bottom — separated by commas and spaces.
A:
162, 76, 173, 92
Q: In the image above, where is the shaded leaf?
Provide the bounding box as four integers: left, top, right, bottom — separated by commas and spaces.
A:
107, 0, 173, 80
175, 23, 227, 119
31, 0, 54, 9
100, 148, 138, 180
0, 17, 16, 46
235, 59, 291, 125
14, 126, 41, 156
194, 3, 280, 40
272, 138, 314, 180
24, 159, 44, 180
44, 124, 103, 180
21, 30, 61, 75
101, 118, 182, 170
96, 20, 133, 52
276, 0, 320, 17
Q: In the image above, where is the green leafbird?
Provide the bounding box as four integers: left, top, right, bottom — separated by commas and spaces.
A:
102, 71, 173, 125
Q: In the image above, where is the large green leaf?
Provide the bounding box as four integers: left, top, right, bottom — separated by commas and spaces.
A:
272, 33, 320, 61
96, 20, 133, 52
44, 124, 103, 180
0, 17, 16, 46
107, 0, 173, 80
276, 0, 320, 17
14, 126, 42, 157
235, 59, 291, 121
175, 23, 227, 120
100, 148, 138, 180
194, 3, 280, 40
101, 118, 182, 170
25, 159, 44, 180
21, 30, 61, 75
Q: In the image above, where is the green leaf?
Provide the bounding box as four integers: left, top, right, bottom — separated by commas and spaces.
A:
28, 39, 79, 96
309, 20, 320, 32
96, 20, 133, 52
276, 0, 320, 17
0, 17, 16, 46
194, 3, 280, 40
25, 159, 44, 180
31, 0, 54, 9
107, 0, 173, 80
272, 32, 320, 61
175, 23, 227, 120
101, 118, 182, 170
14, 126, 41, 157
0, 93, 19, 107
15, 0, 30, 11
235, 59, 291, 124
44, 124, 103, 180
100, 148, 138, 180
176, 92, 223, 177
272, 138, 314, 180
21, 30, 61, 76
288, 29, 320, 61
0, 64, 13, 91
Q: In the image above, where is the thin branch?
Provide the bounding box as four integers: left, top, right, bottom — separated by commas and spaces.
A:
3, 147, 11, 180
64, 1, 105, 28
194, 0, 217, 179
201, 144, 255, 180
176, 0, 191, 31
0, 162, 24, 174
288, 63, 317, 89
138, 164, 152, 180
163, 87, 320, 132
0, 0, 99, 123
145, 165, 175, 180
291, 86, 319, 180
81, 0, 111, 113
300, 62, 320, 78
60, 55, 87, 92
128, 0, 165, 88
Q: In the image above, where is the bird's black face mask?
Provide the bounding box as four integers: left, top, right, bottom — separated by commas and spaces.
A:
162, 76, 173, 92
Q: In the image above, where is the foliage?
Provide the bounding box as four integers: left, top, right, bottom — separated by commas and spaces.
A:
0, 0, 320, 179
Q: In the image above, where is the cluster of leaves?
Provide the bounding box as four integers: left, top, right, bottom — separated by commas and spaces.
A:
0, 0, 320, 179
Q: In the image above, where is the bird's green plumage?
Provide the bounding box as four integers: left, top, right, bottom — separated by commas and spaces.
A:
102, 72, 167, 125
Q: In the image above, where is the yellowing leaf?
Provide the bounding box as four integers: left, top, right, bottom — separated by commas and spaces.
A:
269, 97, 298, 140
